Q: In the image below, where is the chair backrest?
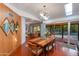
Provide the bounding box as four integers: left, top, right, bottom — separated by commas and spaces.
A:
51, 34, 55, 39
28, 42, 43, 56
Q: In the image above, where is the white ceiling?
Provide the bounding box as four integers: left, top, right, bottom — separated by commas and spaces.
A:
9, 3, 66, 19
8, 3, 79, 23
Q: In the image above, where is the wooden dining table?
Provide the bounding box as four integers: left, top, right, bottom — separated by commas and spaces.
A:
28, 37, 55, 55
29, 37, 44, 43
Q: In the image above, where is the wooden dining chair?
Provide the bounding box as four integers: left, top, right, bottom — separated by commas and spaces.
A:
27, 42, 43, 56
46, 34, 56, 51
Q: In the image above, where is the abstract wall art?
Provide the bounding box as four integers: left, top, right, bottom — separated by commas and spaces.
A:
10, 20, 15, 33
15, 21, 19, 33
1, 17, 10, 36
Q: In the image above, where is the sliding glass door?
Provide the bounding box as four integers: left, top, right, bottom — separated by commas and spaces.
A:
46, 23, 78, 41
70, 23, 78, 41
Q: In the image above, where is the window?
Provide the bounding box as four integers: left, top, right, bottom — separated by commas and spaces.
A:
70, 24, 78, 35
63, 24, 68, 35
64, 3, 72, 16
46, 25, 62, 35
33, 25, 40, 33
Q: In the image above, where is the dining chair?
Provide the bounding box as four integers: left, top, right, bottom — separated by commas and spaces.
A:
27, 42, 43, 56
46, 34, 56, 51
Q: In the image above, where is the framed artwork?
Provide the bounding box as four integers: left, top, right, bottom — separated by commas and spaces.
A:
1, 17, 10, 36
0, 16, 2, 20
10, 20, 15, 33
15, 21, 19, 33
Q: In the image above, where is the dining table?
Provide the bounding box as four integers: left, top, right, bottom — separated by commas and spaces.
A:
28, 37, 55, 56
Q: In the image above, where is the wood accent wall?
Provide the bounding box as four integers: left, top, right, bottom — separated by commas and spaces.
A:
0, 3, 21, 55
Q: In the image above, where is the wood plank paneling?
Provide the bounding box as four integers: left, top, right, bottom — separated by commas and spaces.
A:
0, 3, 21, 55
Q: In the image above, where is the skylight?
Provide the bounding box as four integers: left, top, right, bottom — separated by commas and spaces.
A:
64, 3, 72, 16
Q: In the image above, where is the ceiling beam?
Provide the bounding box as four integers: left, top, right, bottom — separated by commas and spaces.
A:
44, 15, 79, 24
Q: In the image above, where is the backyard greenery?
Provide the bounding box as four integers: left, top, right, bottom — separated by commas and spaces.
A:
46, 23, 78, 35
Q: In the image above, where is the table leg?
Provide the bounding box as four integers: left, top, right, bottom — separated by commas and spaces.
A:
44, 47, 47, 56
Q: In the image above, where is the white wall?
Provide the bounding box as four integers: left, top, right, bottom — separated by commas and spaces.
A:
21, 17, 26, 44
